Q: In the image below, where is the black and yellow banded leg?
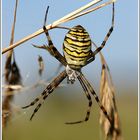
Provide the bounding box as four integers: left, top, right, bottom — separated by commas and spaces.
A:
22, 70, 67, 120
93, 3, 114, 56
84, 3, 114, 66
65, 73, 92, 124
43, 6, 67, 66
80, 73, 112, 124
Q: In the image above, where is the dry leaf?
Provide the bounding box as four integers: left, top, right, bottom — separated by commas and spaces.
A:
99, 54, 122, 140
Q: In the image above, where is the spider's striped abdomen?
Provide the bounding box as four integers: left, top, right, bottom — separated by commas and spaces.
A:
63, 25, 92, 70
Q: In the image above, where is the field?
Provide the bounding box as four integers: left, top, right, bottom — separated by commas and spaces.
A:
3, 87, 138, 140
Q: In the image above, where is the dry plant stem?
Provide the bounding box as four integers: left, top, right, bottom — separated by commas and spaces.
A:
92, 42, 122, 139
50, 0, 101, 25
54, 26, 71, 30
3, 0, 19, 128
92, 41, 115, 88
62, 0, 115, 23
5, 0, 18, 73
2, 0, 116, 54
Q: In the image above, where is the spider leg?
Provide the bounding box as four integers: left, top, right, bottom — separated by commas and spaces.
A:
43, 6, 67, 66
93, 3, 114, 56
22, 70, 67, 120
30, 102, 42, 120
29, 92, 52, 121
32, 42, 66, 66
22, 85, 51, 109
85, 3, 114, 66
65, 72, 92, 124
22, 97, 40, 109
80, 73, 112, 124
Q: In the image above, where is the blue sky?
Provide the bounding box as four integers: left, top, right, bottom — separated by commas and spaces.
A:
2, 0, 138, 95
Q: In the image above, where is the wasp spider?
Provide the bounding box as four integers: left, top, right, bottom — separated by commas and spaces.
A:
23, 3, 114, 124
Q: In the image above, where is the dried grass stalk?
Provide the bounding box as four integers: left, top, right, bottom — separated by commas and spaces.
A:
62, 0, 115, 23
92, 41, 122, 140
2, 0, 22, 128
2, 85, 23, 91
2, 0, 116, 54
4, 0, 18, 83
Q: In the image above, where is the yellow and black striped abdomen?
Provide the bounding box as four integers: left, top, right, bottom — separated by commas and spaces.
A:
63, 25, 92, 70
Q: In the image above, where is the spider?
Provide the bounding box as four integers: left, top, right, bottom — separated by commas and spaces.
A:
23, 3, 114, 125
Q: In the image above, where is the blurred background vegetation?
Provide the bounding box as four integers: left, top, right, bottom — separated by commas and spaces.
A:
2, 0, 138, 140
2, 88, 138, 140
